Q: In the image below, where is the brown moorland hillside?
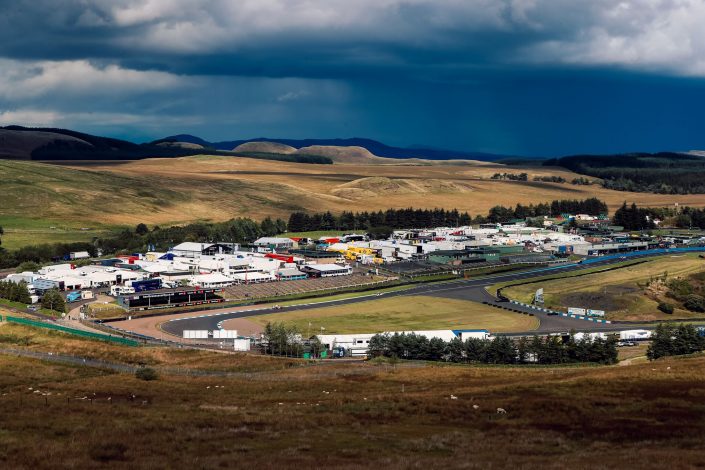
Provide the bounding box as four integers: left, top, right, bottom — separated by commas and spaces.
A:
233, 141, 297, 154
0, 129, 94, 160
0, 324, 704, 469
295, 145, 394, 163
4, 155, 705, 228
155, 141, 205, 150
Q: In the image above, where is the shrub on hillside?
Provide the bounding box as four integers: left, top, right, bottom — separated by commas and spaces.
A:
683, 295, 705, 313
658, 302, 675, 315
135, 367, 158, 381
666, 278, 694, 300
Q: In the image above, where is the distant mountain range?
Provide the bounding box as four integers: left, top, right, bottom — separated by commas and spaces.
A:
0, 126, 207, 161
154, 134, 513, 161
0, 126, 515, 162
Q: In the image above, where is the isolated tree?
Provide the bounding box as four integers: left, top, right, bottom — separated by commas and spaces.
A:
260, 217, 277, 236
135, 367, 158, 381
135, 223, 149, 236
15, 261, 41, 273
14, 282, 32, 305
647, 324, 675, 360
41, 289, 66, 313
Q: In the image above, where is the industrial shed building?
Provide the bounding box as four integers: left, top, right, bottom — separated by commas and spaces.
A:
170, 243, 237, 258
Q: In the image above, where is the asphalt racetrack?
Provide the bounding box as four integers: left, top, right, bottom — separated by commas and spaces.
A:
159, 247, 705, 338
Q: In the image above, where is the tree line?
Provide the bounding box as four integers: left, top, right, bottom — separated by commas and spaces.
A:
367, 332, 619, 365
613, 203, 705, 231
0, 217, 287, 269
546, 153, 705, 194
0, 280, 32, 305
488, 198, 607, 223
613, 202, 657, 230
0, 280, 66, 313
287, 208, 473, 233
261, 322, 323, 357
647, 323, 705, 360
288, 198, 609, 232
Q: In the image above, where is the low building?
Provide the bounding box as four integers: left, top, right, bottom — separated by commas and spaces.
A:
253, 237, 295, 250
170, 242, 237, 258
573, 241, 649, 256
301, 264, 353, 277
117, 287, 224, 311
231, 272, 276, 284
187, 273, 236, 288
276, 268, 308, 281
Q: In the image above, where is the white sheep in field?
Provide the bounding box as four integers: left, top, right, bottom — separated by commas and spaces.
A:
496, 408, 507, 414
450, 395, 458, 400
472, 404, 479, 410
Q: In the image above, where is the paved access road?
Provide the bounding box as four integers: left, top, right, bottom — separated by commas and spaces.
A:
161, 247, 705, 337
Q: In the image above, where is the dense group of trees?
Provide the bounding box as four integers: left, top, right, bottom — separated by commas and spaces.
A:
647, 323, 705, 360
612, 202, 705, 231
675, 207, 705, 229
261, 322, 323, 357
488, 198, 608, 223
533, 175, 566, 183
571, 177, 592, 186
0, 242, 97, 270
289, 199, 609, 232
0, 217, 288, 269
613, 202, 657, 230
287, 208, 473, 233
546, 153, 705, 194
0, 280, 32, 305
367, 332, 618, 365
491, 172, 528, 181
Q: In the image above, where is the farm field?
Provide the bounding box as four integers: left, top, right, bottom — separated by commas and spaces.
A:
502, 254, 705, 321
242, 295, 539, 334
0, 323, 704, 468
4, 156, 705, 250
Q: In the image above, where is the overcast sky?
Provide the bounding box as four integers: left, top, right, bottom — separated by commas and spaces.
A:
1, 0, 705, 156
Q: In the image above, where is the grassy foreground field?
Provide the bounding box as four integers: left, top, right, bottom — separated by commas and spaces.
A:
245, 295, 539, 334
1, 323, 705, 468
502, 254, 705, 321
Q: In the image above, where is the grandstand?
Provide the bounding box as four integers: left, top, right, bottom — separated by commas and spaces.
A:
222, 273, 395, 300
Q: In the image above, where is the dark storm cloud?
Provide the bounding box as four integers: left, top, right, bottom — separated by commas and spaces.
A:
4, 0, 703, 78
1, 0, 704, 154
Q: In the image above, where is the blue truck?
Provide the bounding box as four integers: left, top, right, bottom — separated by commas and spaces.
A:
128, 278, 162, 293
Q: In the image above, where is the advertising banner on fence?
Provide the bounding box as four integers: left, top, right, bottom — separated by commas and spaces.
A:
567, 307, 587, 316
587, 309, 606, 317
